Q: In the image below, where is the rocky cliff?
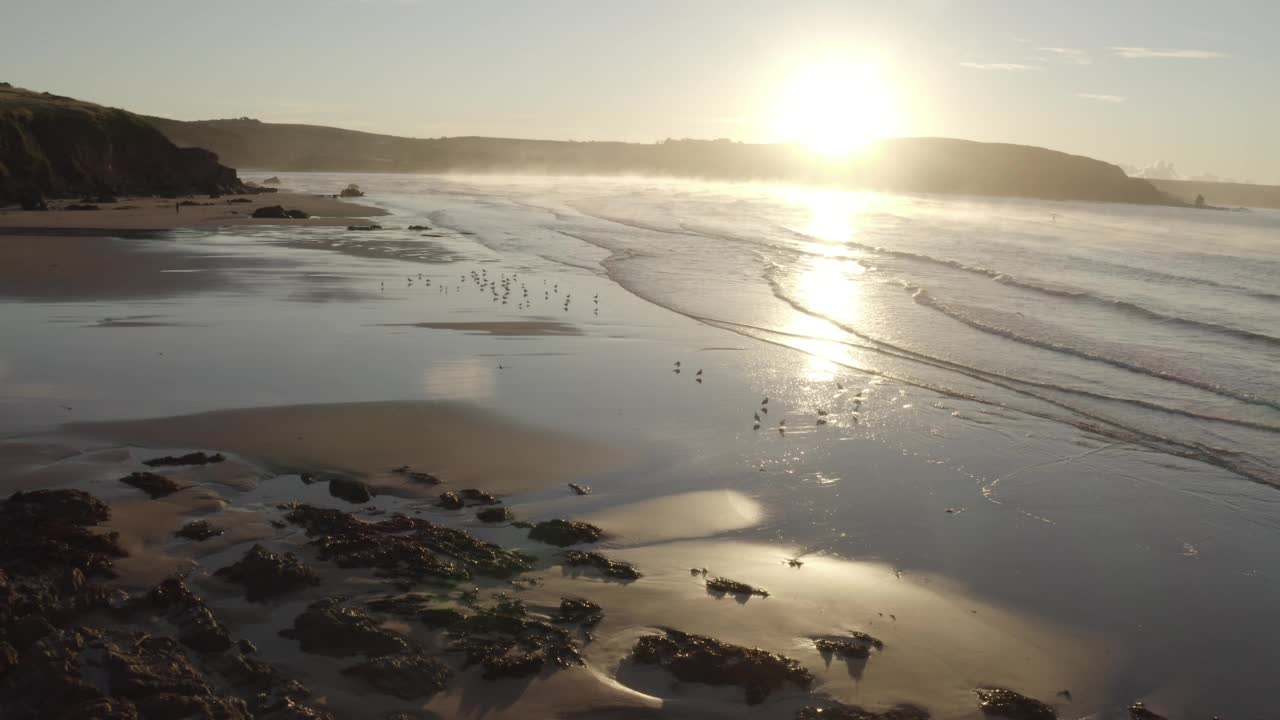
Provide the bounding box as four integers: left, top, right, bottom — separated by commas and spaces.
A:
0, 84, 244, 203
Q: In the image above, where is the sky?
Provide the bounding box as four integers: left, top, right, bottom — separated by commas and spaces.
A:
3, 0, 1277, 183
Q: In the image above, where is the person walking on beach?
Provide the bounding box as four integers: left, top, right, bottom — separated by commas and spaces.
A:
175, 202, 180, 214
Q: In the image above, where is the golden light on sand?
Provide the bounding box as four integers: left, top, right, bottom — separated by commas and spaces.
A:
772, 61, 900, 157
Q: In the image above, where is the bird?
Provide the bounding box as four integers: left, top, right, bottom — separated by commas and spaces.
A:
696, 378, 702, 384
761, 397, 769, 405
760, 407, 768, 414
753, 422, 760, 431
779, 419, 786, 427
837, 382, 845, 390
695, 369, 702, 376
674, 361, 681, 368
753, 412, 760, 422
816, 418, 827, 425
816, 409, 828, 416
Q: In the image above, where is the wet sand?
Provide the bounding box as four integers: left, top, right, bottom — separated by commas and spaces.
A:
390, 321, 583, 337
0, 192, 386, 301
66, 401, 626, 496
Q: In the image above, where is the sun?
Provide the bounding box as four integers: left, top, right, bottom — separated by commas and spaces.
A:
772, 61, 900, 158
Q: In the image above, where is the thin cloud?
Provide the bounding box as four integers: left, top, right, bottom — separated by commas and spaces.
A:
1038, 47, 1091, 65
959, 62, 1042, 71
1111, 47, 1227, 59
1077, 93, 1125, 103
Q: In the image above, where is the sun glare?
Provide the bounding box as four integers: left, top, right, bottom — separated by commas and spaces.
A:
773, 61, 900, 158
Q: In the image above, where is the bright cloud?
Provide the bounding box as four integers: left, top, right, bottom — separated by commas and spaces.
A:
1077, 93, 1125, 103
959, 62, 1042, 71
1038, 47, 1091, 65
1111, 47, 1227, 59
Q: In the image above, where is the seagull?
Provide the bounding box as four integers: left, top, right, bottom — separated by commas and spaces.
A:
753, 422, 760, 431
816, 409, 828, 416
695, 369, 702, 377
754, 412, 760, 422
674, 361, 681, 368
837, 382, 845, 390
761, 397, 769, 405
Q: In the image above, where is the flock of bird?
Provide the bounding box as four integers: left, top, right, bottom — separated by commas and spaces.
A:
674, 360, 866, 433
383, 266, 601, 316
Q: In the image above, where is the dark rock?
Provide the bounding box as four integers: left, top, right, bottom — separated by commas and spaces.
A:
282, 598, 407, 657
64, 203, 99, 210
420, 607, 466, 628
563, 550, 641, 580
437, 491, 464, 510
347, 224, 382, 231
262, 176, 282, 185
1128, 703, 1168, 720
175, 520, 224, 541
227, 197, 252, 204
143, 451, 225, 467
459, 488, 498, 505
407, 225, 431, 231
252, 205, 289, 218
444, 598, 583, 679
145, 576, 232, 653
328, 476, 372, 504
476, 507, 513, 523
239, 638, 258, 654
214, 544, 320, 602
568, 482, 591, 495
0, 640, 17, 677
974, 688, 1056, 720
632, 628, 813, 705
341, 653, 451, 699
554, 597, 603, 627
118, 471, 180, 499
1, 489, 124, 577
285, 209, 310, 219
281, 503, 532, 579
813, 632, 884, 659
795, 703, 931, 719
339, 184, 365, 197
528, 519, 603, 547
706, 576, 769, 598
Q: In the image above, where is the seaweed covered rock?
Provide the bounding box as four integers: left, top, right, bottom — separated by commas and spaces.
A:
459, 489, 499, 505
706, 576, 769, 598
0, 627, 252, 720
143, 576, 231, 653
175, 520, 224, 541
476, 507, 513, 523
632, 628, 812, 705
281, 598, 407, 658
339, 184, 365, 197
118, 471, 181, 499
795, 703, 931, 719
0, 489, 124, 577
564, 550, 641, 581
143, 451, 225, 467
444, 598, 583, 679
281, 503, 531, 580
214, 544, 320, 602
528, 519, 603, 547
341, 652, 451, 699
974, 688, 1056, 720
553, 597, 603, 627
813, 632, 884, 659
328, 476, 372, 504
437, 491, 464, 510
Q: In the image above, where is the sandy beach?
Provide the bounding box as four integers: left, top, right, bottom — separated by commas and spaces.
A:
3, 174, 1275, 720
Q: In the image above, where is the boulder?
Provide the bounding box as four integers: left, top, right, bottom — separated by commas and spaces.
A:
328, 477, 372, 504
338, 184, 364, 198
251, 205, 289, 219
118, 471, 180, 499
214, 544, 320, 602
528, 519, 603, 547
341, 653, 451, 699
281, 598, 407, 657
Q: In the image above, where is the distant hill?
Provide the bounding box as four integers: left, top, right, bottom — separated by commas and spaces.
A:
0, 84, 243, 203
1149, 178, 1280, 210
149, 116, 1175, 206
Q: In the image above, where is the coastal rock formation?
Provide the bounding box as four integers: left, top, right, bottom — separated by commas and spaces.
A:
251, 205, 310, 219
528, 519, 603, 546
118, 471, 180, 499
143, 451, 225, 467
974, 688, 1056, 720
340, 653, 451, 699
0, 84, 244, 203
563, 550, 641, 580
327, 476, 371, 504
281, 598, 407, 657
632, 628, 813, 705
214, 544, 321, 602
